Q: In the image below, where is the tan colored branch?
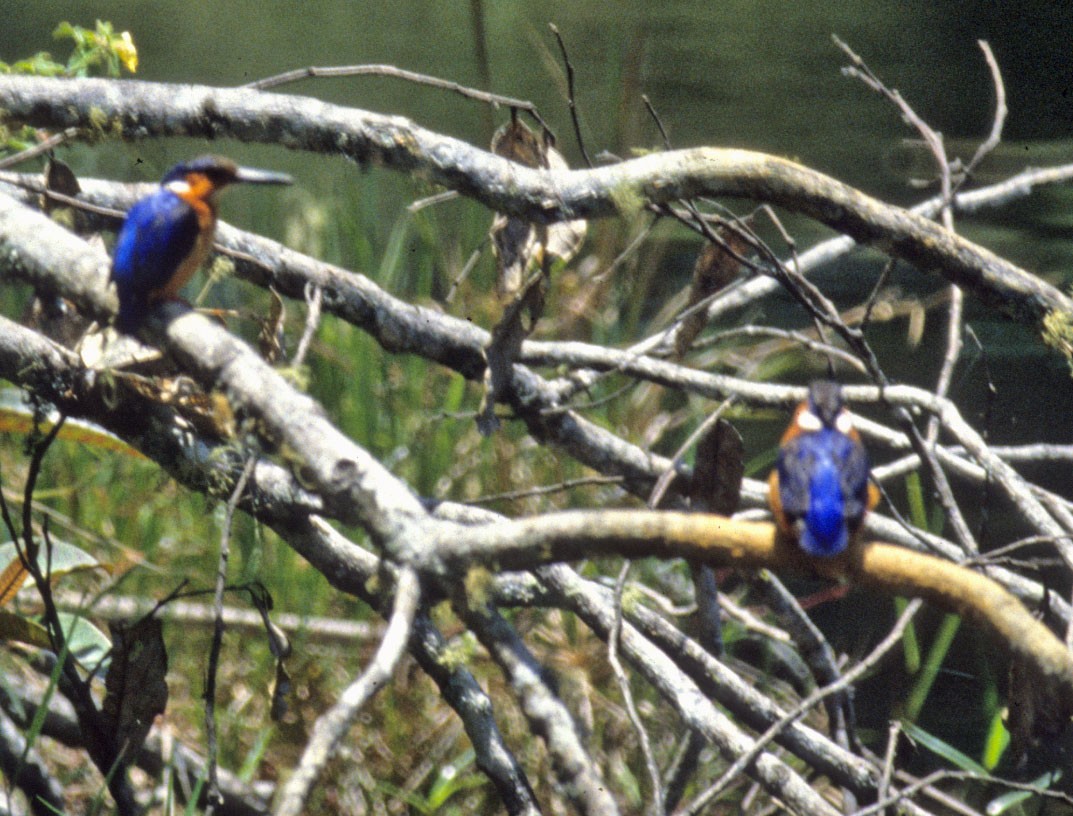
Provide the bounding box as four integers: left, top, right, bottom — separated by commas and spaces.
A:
425, 509, 1073, 708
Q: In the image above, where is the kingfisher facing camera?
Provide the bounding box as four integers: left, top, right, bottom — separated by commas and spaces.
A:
110, 155, 291, 333
767, 381, 879, 556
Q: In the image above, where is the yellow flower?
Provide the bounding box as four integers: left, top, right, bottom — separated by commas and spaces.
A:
114, 31, 137, 73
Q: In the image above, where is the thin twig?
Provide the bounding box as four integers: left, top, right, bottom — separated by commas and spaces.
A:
0, 127, 80, 171
609, 561, 664, 815
649, 398, 734, 510
677, 599, 923, 816
962, 41, 1007, 184
292, 283, 323, 368
244, 63, 553, 136
754, 570, 855, 748
879, 719, 901, 808
274, 567, 421, 816
549, 24, 592, 167
204, 453, 257, 815
468, 474, 624, 505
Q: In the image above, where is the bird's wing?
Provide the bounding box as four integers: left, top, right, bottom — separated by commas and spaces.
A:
775, 437, 813, 518
112, 192, 199, 296
838, 438, 872, 520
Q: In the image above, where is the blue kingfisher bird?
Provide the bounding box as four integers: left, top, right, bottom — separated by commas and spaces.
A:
110, 155, 291, 333
767, 380, 879, 556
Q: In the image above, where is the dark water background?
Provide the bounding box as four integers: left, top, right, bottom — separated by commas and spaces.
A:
5, 2, 1071, 404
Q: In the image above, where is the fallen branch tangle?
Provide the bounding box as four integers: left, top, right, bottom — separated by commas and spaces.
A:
0, 72, 1070, 815
0, 75, 1070, 330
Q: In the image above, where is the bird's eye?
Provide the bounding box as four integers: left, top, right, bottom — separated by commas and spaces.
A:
835, 411, 854, 435
797, 409, 823, 432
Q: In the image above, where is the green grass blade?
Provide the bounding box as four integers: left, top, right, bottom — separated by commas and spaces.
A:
901, 719, 987, 774
903, 612, 961, 722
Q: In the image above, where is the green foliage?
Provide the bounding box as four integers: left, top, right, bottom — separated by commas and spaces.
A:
901, 719, 988, 774
0, 12, 1050, 809
980, 707, 1010, 772
984, 768, 1064, 815
900, 473, 964, 726
0, 19, 137, 155
902, 611, 961, 723
1043, 305, 1073, 374
896, 470, 1008, 772
414, 750, 485, 814
57, 612, 113, 673
0, 20, 138, 78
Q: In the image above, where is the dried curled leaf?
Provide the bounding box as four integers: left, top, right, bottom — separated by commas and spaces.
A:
257, 287, 287, 363
489, 117, 586, 299
480, 117, 586, 434
690, 418, 744, 515
116, 371, 235, 440
271, 659, 292, 722
0, 539, 104, 608
102, 616, 168, 767
479, 274, 547, 435
1005, 652, 1073, 767
21, 158, 95, 346
491, 116, 546, 168
674, 225, 753, 358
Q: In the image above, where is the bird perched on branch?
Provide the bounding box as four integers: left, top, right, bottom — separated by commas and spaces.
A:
111, 155, 291, 333
768, 380, 879, 556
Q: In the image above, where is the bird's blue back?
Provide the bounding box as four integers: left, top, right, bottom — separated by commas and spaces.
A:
111, 189, 198, 333
776, 427, 870, 556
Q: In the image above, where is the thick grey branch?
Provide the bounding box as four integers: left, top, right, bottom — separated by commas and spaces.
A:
0, 76, 1068, 330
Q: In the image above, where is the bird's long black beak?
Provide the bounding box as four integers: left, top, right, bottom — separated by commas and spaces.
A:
233, 166, 293, 185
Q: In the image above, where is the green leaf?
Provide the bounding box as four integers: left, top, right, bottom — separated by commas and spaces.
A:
985, 769, 1062, 815
182, 770, 207, 816
895, 596, 921, 674
58, 613, 112, 673
0, 609, 52, 648
980, 708, 1010, 771
237, 727, 274, 783
51, 21, 76, 40
904, 471, 927, 530
0, 538, 103, 589
10, 54, 67, 76
378, 210, 414, 292
903, 612, 961, 722
901, 719, 987, 774
426, 750, 483, 811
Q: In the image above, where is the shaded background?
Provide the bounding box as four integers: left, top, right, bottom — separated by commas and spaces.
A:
4, 2, 1073, 190
2, 0, 1073, 780
4, 2, 1071, 327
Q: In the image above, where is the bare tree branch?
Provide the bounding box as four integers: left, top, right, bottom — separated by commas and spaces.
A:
0, 64, 1068, 816
0, 76, 1069, 330
274, 567, 421, 816
457, 595, 619, 816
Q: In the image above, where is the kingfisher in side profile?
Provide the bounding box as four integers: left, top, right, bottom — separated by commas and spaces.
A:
111, 155, 292, 333
768, 380, 879, 556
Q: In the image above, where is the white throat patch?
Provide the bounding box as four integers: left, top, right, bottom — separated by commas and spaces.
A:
796, 409, 823, 432
165, 179, 191, 196
835, 411, 854, 435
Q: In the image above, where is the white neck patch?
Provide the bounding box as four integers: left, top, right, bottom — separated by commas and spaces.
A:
796, 409, 823, 432
165, 179, 191, 196
835, 411, 854, 435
